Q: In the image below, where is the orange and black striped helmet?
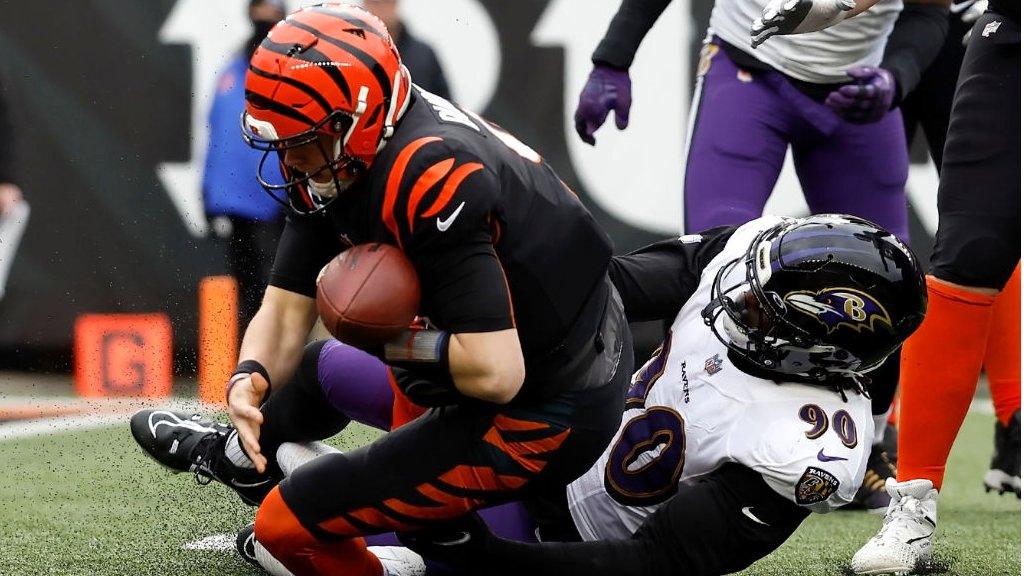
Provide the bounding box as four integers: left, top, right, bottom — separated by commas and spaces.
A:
241, 3, 412, 214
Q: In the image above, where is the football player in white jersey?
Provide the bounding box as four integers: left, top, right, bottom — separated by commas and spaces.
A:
405, 214, 928, 576
576, 0, 948, 513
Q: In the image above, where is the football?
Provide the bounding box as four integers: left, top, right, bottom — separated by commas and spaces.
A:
316, 243, 421, 349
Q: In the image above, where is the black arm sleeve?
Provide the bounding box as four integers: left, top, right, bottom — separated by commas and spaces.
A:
479, 464, 810, 576
608, 226, 735, 323
0, 74, 16, 185
400, 145, 512, 335
881, 2, 950, 105
268, 213, 345, 297
592, 0, 675, 69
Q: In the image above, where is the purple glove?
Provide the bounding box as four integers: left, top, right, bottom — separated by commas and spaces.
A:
574, 64, 632, 145
825, 66, 896, 124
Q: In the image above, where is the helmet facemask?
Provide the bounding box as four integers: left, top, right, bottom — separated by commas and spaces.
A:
702, 225, 871, 385
243, 108, 364, 215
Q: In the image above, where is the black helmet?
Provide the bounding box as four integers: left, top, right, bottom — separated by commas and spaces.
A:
702, 215, 927, 387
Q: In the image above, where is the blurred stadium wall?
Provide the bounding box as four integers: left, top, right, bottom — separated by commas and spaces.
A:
0, 0, 940, 371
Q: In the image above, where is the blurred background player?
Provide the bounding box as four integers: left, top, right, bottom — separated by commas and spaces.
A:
0, 67, 24, 219
360, 0, 451, 100
575, 0, 949, 511
849, 0, 1020, 571
401, 215, 928, 576
202, 0, 288, 327
0, 65, 30, 306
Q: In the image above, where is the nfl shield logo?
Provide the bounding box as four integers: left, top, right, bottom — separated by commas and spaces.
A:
704, 354, 723, 375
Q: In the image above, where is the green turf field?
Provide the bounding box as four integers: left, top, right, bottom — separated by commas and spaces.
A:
1, 412, 1018, 576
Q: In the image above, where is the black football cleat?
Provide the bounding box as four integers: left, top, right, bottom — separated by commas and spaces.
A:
844, 441, 897, 513
130, 409, 277, 506
984, 410, 1021, 498
235, 522, 260, 569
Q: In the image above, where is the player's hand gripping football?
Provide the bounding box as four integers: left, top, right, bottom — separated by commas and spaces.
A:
227, 372, 270, 473
825, 66, 896, 124
750, 0, 855, 48
574, 64, 632, 145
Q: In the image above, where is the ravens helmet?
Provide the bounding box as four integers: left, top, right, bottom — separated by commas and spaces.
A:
702, 215, 927, 387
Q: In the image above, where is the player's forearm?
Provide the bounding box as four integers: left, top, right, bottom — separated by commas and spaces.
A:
880, 0, 950, 102
448, 329, 525, 404
593, 0, 675, 69
237, 285, 319, 387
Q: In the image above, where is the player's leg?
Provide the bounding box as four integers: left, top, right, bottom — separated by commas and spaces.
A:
254, 381, 630, 576
984, 264, 1021, 496
681, 39, 791, 233
852, 15, 1021, 574
253, 306, 633, 575
792, 107, 910, 243
237, 439, 540, 574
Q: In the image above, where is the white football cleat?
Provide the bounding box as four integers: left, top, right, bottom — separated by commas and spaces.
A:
368, 546, 427, 576
850, 478, 938, 575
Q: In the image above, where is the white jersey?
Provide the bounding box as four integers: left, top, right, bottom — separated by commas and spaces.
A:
567, 216, 873, 541
710, 0, 903, 83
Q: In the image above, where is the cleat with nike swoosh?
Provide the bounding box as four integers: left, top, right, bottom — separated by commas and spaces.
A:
850, 478, 938, 575
130, 409, 278, 506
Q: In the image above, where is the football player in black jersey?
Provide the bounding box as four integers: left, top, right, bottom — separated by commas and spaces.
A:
130, 4, 632, 575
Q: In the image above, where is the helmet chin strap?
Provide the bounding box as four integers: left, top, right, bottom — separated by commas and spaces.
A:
378, 66, 412, 151
314, 87, 371, 199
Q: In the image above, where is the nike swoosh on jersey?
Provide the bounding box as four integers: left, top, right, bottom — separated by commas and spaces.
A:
436, 201, 466, 232
741, 506, 769, 526
817, 448, 849, 462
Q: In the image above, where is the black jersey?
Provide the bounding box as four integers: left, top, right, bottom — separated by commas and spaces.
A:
271, 87, 613, 371
989, 0, 1020, 23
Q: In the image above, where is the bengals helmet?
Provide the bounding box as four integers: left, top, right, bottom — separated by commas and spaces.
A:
241, 3, 412, 214
702, 215, 927, 388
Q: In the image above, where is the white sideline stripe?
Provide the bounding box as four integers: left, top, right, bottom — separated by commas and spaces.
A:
182, 533, 236, 552
0, 399, 213, 442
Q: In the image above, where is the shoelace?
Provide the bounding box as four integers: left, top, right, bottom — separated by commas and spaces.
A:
191, 432, 226, 487
881, 494, 930, 533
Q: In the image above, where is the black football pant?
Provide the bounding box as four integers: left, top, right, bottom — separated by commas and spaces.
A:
930, 11, 1020, 289
268, 289, 633, 540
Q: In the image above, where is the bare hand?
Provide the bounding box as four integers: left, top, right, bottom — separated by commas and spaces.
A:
0, 183, 23, 218
227, 373, 270, 473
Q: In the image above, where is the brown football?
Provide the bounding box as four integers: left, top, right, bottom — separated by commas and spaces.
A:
316, 243, 421, 349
